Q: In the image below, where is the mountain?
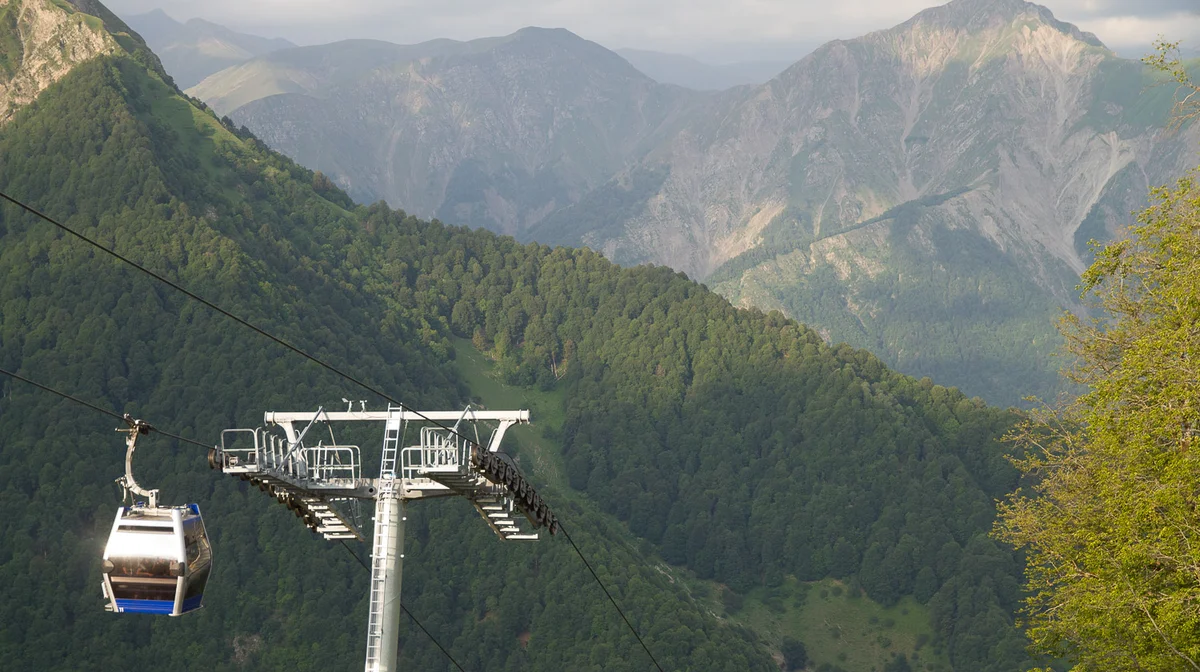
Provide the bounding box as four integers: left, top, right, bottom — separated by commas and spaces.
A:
122, 8, 294, 88
533, 0, 1197, 404
189, 28, 705, 236
176, 0, 1200, 405
616, 48, 792, 90
2, 2, 1034, 670
0, 0, 143, 122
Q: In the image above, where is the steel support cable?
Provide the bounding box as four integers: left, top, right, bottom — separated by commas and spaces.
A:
338, 540, 467, 672
1, 189, 665, 670
558, 523, 666, 672
0, 365, 468, 672
0, 366, 210, 449
0, 190, 414, 424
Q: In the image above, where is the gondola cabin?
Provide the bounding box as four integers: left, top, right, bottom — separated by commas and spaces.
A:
101, 503, 212, 616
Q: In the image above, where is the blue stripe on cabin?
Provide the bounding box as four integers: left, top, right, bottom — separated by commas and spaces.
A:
115, 599, 175, 615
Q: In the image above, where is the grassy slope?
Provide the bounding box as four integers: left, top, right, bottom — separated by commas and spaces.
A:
452, 336, 568, 489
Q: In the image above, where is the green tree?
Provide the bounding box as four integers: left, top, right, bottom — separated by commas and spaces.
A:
781, 637, 808, 671
996, 170, 1200, 669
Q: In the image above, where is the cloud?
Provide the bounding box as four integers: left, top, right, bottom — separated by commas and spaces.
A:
1073, 12, 1200, 53
1051, 0, 1199, 19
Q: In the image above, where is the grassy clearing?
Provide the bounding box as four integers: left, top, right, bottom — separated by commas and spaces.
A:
150, 89, 234, 176
450, 337, 568, 490
729, 577, 949, 672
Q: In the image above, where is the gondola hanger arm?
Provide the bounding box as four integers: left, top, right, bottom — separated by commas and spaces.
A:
116, 414, 159, 508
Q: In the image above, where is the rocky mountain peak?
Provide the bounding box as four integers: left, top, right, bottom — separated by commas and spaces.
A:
0, 0, 135, 124
478, 26, 652, 84
900, 0, 1105, 49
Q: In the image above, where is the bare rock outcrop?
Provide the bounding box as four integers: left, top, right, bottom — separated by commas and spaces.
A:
0, 0, 121, 124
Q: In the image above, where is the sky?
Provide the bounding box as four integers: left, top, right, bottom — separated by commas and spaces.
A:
103, 0, 1200, 63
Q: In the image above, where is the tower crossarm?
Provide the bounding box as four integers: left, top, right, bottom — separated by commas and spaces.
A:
217, 404, 543, 672
266, 409, 529, 432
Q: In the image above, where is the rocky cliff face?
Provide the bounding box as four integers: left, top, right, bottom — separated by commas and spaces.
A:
0, 0, 122, 123
590, 0, 1188, 283
190, 29, 704, 235
535, 0, 1195, 403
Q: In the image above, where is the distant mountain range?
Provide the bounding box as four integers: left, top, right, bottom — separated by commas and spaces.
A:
614, 48, 793, 90
187, 28, 707, 237
174, 0, 1199, 405
124, 8, 294, 88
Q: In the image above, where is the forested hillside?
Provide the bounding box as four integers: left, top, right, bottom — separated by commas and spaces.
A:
0, 45, 771, 672
2, 3, 1036, 670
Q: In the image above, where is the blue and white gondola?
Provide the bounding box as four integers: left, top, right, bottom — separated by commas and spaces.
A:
100, 503, 212, 616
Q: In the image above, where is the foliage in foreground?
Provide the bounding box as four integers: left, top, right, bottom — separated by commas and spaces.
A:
996, 171, 1200, 670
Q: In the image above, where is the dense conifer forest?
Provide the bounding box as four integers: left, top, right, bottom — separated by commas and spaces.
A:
0, 23, 1035, 671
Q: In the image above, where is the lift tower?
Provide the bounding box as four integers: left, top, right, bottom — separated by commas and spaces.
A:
212, 405, 558, 672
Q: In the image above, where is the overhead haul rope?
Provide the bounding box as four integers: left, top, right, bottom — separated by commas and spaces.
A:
0, 365, 208, 449
0, 189, 665, 672
0, 365, 468, 671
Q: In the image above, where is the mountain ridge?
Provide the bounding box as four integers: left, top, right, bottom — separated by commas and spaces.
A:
899, 0, 1105, 46
178, 0, 1194, 406
123, 7, 294, 88
615, 47, 792, 90
192, 26, 705, 234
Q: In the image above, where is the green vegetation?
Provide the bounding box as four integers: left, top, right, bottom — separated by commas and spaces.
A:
452, 336, 568, 491
381, 212, 1032, 670
996, 44, 1200, 671
0, 54, 773, 671
732, 577, 947, 672
997, 171, 1200, 671
0, 2, 23, 79
0, 11, 1044, 670
455, 339, 951, 672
